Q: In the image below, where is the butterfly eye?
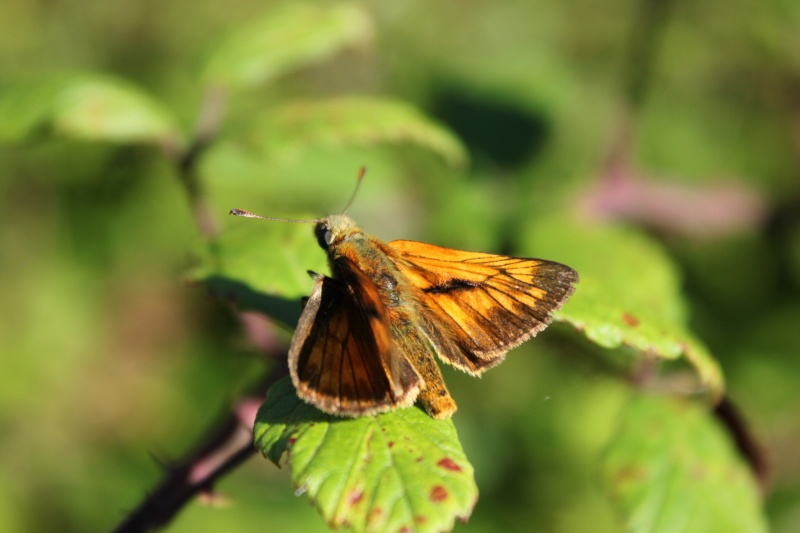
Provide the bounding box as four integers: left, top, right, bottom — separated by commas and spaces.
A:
315, 223, 333, 249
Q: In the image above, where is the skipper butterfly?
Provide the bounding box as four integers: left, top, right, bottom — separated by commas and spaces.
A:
231, 172, 578, 419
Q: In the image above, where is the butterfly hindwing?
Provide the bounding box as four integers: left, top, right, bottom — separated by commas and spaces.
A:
389, 240, 579, 375
288, 258, 421, 416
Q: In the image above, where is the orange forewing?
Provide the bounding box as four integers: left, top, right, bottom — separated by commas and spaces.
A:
388, 240, 578, 375
289, 257, 422, 416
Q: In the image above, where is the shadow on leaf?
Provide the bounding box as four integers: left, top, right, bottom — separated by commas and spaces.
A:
200, 274, 304, 328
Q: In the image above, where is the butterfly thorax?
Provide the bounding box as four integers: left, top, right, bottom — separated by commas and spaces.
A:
315, 215, 408, 308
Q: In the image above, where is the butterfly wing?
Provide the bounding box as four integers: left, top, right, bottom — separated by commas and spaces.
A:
389, 240, 578, 375
289, 257, 422, 416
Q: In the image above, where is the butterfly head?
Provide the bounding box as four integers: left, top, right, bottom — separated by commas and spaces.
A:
315, 214, 362, 251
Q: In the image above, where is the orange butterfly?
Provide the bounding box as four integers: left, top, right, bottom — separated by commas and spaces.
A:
231, 177, 578, 419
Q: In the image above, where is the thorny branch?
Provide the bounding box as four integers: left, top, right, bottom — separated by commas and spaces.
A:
112, 364, 286, 533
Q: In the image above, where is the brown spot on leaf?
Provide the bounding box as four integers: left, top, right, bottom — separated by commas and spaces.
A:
388, 441, 394, 448
614, 465, 646, 490
414, 515, 426, 524
430, 485, 448, 502
437, 458, 462, 472
622, 312, 640, 327
349, 490, 364, 506
691, 465, 709, 480
287, 436, 297, 445
416, 456, 424, 463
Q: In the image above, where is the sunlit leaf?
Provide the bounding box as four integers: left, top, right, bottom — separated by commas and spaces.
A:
189, 221, 327, 327
519, 213, 724, 397
254, 377, 478, 533
240, 97, 468, 168
51, 74, 181, 144
203, 3, 373, 90
601, 394, 767, 533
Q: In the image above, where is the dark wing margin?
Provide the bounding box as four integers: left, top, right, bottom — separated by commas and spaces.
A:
288, 258, 421, 416
389, 240, 579, 375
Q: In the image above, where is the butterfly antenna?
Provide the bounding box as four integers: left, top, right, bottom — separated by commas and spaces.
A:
341, 166, 366, 215
229, 209, 318, 224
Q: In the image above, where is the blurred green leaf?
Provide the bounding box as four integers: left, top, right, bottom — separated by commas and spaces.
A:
52, 74, 182, 144
601, 394, 767, 533
520, 213, 723, 396
0, 79, 63, 142
241, 97, 468, 168
254, 377, 478, 533
203, 3, 373, 90
189, 221, 327, 327
0, 74, 182, 145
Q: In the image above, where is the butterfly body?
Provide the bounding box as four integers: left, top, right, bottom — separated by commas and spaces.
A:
287, 214, 578, 419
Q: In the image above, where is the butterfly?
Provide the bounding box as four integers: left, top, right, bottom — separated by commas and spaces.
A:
231, 177, 578, 419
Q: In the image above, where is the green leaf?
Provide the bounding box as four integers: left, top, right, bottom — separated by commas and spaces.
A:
203, 3, 373, 90
189, 221, 328, 327
519, 213, 724, 397
601, 394, 767, 533
51, 74, 181, 144
254, 377, 478, 533
0, 74, 181, 145
241, 97, 468, 168
0, 79, 63, 142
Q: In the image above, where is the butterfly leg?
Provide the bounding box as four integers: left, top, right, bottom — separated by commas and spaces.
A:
415, 353, 457, 419
391, 324, 457, 419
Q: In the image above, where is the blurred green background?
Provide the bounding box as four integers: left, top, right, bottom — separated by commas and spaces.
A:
1, 0, 799, 531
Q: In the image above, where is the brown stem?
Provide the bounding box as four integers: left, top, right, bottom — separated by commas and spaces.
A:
713, 396, 771, 496
623, 0, 675, 109
161, 86, 228, 240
